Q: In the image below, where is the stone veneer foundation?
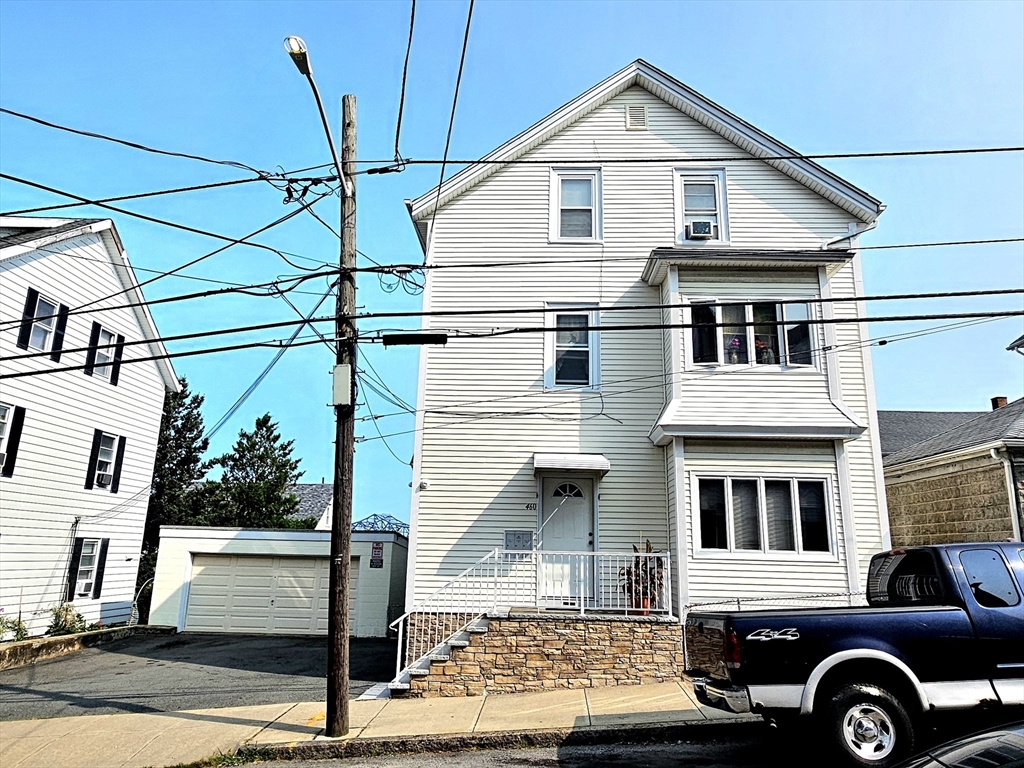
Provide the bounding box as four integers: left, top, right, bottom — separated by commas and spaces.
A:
406, 613, 685, 698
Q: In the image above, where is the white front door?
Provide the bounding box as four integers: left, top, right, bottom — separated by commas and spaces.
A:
539, 477, 594, 607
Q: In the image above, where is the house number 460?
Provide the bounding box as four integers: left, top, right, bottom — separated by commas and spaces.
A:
525, 503, 537, 510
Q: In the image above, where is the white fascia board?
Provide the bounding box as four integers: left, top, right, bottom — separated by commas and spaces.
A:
0, 216, 78, 230
653, 423, 865, 441
159, 525, 332, 542
0, 221, 103, 262
883, 440, 1008, 478
406, 59, 883, 243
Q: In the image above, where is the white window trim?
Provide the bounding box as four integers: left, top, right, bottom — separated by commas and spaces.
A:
681, 297, 820, 372
95, 432, 118, 486
544, 304, 600, 391
75, 538, 101, 597
690, 472, 838, 561
27, 292, 60, 353
0, 402, 10, 453
93, 327, 117, 379
674, 168, 729, 245
549, 168, 603, 243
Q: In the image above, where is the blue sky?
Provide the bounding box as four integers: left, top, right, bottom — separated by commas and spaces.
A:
1, 0, 1021, 522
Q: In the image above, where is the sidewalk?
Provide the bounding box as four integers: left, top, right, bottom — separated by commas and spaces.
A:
0, 680, 759, 768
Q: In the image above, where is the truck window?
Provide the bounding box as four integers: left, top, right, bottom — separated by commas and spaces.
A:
867, 550, 945, 606
959, 549, 1020, 609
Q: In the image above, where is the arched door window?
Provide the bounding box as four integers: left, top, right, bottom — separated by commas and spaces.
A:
553, 483, 584, 498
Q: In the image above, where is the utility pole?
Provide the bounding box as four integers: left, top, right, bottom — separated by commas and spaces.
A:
327, 93, 357, 738
283, 36, 356, 740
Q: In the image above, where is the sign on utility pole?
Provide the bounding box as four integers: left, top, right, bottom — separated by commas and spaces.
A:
327, 93, 357, 738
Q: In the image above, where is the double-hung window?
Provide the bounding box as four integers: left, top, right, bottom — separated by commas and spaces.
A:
551, 169, 601, 241
75, 539, 101, 597
697, 476, 832, 555
688, 300, 815, 368
95, 433, 116, 486
0, 405, 9, 451
93, 327, 117, 378
28, 293, 59, 352
677, 170, 728, 243
545, 307, 599, 389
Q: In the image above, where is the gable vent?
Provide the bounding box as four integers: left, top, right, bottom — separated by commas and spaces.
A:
626, 104, 648, 130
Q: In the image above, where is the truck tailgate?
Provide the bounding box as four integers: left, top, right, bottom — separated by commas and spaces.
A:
685, 614, 729, 679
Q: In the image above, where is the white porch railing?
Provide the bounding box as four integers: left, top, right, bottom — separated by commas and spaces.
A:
389, 549, 672, 680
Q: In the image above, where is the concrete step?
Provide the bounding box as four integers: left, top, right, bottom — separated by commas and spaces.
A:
388, 682, 410, 691
428, 654, 450, 663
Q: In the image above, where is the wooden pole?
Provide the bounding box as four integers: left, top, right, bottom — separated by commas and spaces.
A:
327, 93, 356, 738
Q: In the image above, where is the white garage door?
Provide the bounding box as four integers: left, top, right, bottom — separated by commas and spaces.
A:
184, 554, 359, 635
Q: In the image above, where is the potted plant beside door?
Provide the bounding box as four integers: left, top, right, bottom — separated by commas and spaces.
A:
619, 540, 665, 615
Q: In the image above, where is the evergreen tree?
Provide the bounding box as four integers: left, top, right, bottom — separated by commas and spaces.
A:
215, 414, 305, 527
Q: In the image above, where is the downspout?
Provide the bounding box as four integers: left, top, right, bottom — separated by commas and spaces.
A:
991, 447, 1022, 541
821, 220, 878, 250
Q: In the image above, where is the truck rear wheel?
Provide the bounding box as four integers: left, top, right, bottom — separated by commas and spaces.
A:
825, 683, 915, 767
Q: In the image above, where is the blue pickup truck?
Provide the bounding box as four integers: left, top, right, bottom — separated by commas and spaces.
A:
686, 542, 1024, 767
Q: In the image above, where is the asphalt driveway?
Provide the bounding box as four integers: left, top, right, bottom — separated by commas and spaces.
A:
0, 633, 396, 720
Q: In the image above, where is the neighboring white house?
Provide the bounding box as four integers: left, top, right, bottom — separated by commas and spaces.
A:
0, 217, 178, 636
391, 61, 890, 695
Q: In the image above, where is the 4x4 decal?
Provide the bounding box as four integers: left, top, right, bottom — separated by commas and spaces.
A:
746, 628, 800, 641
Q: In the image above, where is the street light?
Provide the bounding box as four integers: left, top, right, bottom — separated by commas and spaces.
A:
283, 36, 311, 75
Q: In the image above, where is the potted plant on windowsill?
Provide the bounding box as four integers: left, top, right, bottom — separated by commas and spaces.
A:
619, 540, 666, 615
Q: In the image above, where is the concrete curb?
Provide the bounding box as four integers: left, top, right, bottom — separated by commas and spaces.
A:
0, 625, 176, 671
239, 717, 765, 763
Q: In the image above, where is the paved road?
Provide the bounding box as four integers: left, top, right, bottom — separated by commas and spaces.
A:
244, 732, 785, 768
0, 633, 395, 720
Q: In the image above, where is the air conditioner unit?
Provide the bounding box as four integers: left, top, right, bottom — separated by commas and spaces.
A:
96, 472, 112, 488
687, 221, 714, 240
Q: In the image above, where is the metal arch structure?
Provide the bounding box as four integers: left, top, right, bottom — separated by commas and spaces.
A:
352, 514, 409, 537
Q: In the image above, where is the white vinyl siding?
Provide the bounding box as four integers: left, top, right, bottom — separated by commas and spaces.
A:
682, 440, 849, 602
410, 85, 880, 604
0, 231, 167, 636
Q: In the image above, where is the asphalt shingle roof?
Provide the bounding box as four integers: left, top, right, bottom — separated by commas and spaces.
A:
0, 220, 104, 250
882, 398, 1024, 467
286, 483, 333, 521
876, 410, 984, 457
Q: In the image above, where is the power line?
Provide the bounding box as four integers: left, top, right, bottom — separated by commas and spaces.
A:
354, 145, 1024, 169
204, 284, 337, 440
2, 306, 1021, 381
427, 0, 475, 249
393, 0, 416, 166
357, 374, 412, 466
0, 106, 265, 175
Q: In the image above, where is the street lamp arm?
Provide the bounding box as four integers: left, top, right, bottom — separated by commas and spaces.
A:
304, 73, 353, 198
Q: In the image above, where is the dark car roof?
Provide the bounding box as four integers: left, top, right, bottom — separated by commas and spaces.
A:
896, 721, 1024, 768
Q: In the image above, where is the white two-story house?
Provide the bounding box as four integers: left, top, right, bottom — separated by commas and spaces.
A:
0, 217, 178, 636
388, 61, 889, 697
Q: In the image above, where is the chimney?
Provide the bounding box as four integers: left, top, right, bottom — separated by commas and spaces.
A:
991, 396, 1007, 410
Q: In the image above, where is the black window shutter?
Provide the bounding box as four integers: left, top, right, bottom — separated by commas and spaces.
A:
110, 436, 127, 494
92, 539, 110, 599
50, 305, 70, 362
84, 323, 101, 376
16, 288, 39, 350
109, 335, 126, 386
1, 406, 26, 478
84, 429, 102, 489
66, 537, 84, 602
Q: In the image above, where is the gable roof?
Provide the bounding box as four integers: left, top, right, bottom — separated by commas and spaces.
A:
0, 216, 179, 393
407, 59, 884, 249
883, 398, 1024, 466
286, 483, 333, 521
876, 410, 985, 457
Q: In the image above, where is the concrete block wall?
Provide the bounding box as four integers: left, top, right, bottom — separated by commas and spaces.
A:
885, 454, 1015, 546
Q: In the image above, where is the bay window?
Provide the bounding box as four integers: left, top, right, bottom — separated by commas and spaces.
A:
688, 300, 816, 368
696, 476, 832, 555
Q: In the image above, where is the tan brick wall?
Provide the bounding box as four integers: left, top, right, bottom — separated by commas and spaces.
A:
407, 616, 684, 697
885, 456, 1014, 547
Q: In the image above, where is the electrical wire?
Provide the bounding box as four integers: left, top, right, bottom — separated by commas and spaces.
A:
203, 284, 337, 440
3, 307, 1021, 381
0, 107, 265, 175
358, 374, 413, 466
393, 0, 417, 166
426, 0, 475, 250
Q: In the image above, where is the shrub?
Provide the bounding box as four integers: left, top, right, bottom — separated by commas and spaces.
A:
0, 616, 29, 642
46, 604, 87, 636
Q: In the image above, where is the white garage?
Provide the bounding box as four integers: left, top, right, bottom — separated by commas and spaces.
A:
150, 527, 406, 637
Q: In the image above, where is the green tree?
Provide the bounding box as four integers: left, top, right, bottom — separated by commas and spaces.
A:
215, 414, 306, 528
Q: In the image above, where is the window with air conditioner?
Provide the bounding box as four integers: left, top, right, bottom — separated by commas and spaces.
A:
75, 539, 101, 597
0, 403, 10, 468
676, 170, 728, 243
95, 433, 117, 487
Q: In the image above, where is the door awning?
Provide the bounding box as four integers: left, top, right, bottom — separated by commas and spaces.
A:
533, 453, 611, 475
